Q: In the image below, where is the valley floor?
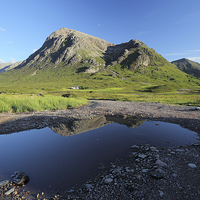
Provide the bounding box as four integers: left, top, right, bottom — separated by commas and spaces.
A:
0, 100, 200, 199
0, 100, 200, 135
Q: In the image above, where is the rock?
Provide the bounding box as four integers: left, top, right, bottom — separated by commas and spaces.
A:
172, 173, 178, 177
150, 147, 157, 151
188, 163, 197, 168
4, 187, 15, 196
138, 154, 147, 159
189, 107, 200, 111
0, 180, 10, 188
131, 145, 139, 149
158, 190, 164, 197
174, 149, 185, 152
150, 168, 165, 179
104, 178, 113, 184
155, 159, 167, 167
11, 171, 30, 185
142, 169, 149, 173
85, 184, 93, 190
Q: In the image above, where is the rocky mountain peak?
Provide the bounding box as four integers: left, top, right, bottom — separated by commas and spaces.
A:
15, 28, 162, 76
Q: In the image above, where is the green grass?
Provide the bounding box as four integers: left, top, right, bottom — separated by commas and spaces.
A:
0, 95, 87, 113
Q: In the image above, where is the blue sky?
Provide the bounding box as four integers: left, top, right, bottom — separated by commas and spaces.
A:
0, 0, 200, 64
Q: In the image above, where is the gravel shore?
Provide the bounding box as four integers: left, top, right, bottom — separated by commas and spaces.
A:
0, 100, 199, 199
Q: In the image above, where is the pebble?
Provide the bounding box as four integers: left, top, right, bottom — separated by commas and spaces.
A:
155, 159, 167, 167
104, 178, 113, 184
188, 163, 197, 168
138, 154, 147, 159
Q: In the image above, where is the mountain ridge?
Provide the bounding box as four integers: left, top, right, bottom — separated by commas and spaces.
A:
0, 61, 22, 73
172, 58, 200, 78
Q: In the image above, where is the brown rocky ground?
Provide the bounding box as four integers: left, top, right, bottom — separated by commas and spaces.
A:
0, 100, 199, 199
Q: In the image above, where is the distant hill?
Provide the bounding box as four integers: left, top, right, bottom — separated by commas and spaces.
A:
172, 58, 200, 78
0, 61, 22, 73
0, 27, 199, 92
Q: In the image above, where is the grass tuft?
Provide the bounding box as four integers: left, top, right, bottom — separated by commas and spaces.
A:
0, 96, 87, 113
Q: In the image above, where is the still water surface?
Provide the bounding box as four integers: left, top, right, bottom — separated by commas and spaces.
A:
0, 116, 199, 193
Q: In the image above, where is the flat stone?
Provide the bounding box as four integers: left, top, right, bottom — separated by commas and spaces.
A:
150, 147, 157, 151
5, 187, 15, 196
0, 180, 10, 188
174, 149, 185, 152
104, 178, 113, 184
142, 169, 149, 173
155, 159, 167, 167
138, 154, 147, 159
188, 163, 197, 168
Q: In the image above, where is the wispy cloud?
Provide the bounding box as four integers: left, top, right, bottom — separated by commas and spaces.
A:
10, 58, 16, 63
0, 59, 5, 63
189, 49, 200, 52
187, 57, 200, 63
33, 49, 38, 53
0, 27, 6, 31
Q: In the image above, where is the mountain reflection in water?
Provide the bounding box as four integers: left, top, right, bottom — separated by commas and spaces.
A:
50, 115, 145, 137
0, 115, 198, 194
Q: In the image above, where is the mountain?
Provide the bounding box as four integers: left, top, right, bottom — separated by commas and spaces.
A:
172, 58, 200, 78
0, 61, 22, 73
0, 27, 199, 92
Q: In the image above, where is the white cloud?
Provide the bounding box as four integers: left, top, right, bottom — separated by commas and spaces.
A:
187, 57, 200, 63
33, 49, 38, 53
0, 59, 5, 63
10, 58, 16, 63
0, 27, 6, 31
